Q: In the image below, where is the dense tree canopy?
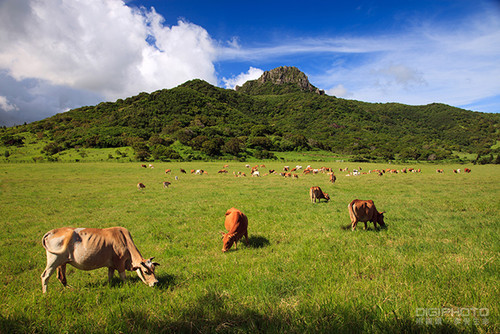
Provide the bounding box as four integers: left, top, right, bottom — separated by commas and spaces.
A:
1, 78, 499, 162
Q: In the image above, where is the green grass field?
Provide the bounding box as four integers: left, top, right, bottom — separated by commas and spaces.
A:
0, 161, 498, 333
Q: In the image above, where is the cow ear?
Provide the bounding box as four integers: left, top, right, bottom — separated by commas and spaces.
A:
152, 262, 160, 266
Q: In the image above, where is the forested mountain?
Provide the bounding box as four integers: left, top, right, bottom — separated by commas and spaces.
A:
1, 67, 499, 162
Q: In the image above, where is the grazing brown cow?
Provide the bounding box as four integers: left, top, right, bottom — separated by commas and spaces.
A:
137, 182, 146, 190
329, 173, 336, 183
41, 227, 159, 293
464, 168, 471, 173
165, 169, 171, 174
348, 199, 386, 231
180, 168, 187, 174
221, 208, 249, 252
141, 164, 147, 168
310, 186, 330, 203
163, 181, 171, 188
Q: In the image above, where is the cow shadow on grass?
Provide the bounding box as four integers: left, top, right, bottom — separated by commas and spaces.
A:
86, 273, 177, 290
247, 235, 270, 249
156, 273, 177, 289
340, 224, 389, 232
125, 273, 177, 290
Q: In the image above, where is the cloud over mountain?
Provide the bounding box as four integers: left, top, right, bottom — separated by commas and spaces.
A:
0, 0, 217, 126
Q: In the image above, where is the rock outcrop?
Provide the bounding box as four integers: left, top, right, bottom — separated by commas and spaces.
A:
236, 66, 325, 95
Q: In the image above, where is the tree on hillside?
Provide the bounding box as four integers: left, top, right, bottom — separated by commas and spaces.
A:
201, 138, 223, 157
223, 138, 245, 156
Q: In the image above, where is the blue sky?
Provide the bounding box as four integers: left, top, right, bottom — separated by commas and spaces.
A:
0, 0, 499, 126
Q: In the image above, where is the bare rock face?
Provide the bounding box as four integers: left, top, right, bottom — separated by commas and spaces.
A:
236, 66, 325, 95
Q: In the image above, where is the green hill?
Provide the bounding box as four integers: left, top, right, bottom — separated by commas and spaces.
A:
1, 67, 499, 162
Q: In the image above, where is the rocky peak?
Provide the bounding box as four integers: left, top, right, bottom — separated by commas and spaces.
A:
236, 66, 325, 95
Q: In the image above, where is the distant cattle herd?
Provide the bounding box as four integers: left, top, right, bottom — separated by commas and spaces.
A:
41, 163, 472, 292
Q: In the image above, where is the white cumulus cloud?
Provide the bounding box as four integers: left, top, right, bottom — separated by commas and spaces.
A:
0, 96, 18, 112
0, 0, 218, 125
222, 67, 264, 89
326, 84, 348, 98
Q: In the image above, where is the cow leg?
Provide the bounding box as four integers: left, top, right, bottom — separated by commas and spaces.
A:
41, 253, 68, 293
57, 264, 67, 287
108, 268, 115, 283
119, 271, 127, 281
351, 221, 358, 231
244, 232, 249, 246
41, 267, 55, 293
364, 222, 368, 230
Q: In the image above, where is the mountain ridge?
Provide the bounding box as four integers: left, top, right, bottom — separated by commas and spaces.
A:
1, 67, 499, 162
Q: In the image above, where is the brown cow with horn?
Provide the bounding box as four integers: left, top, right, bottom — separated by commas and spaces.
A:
41, 227, 159, 293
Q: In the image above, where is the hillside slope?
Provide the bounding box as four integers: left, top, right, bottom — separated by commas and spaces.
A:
1, 67, 499, 161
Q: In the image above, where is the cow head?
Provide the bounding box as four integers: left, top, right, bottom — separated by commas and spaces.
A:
221, 232, 236, 252
324, 192, 330, 202
134, 257, 159, 287
377, 211, 386, 228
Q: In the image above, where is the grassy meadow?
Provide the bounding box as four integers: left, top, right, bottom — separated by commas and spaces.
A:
0, 161, 498, 333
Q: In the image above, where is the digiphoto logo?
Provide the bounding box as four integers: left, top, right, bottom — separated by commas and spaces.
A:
415, 307, 490, 326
